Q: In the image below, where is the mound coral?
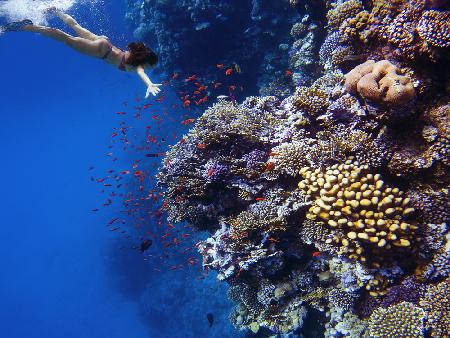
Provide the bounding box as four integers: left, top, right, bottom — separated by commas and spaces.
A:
345, 60, 416, 108
367, 302, 425, 337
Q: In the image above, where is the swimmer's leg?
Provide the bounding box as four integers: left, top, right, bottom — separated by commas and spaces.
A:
22, 24, 107, 57
22, 24, 75, 44
53, 11, 101, 41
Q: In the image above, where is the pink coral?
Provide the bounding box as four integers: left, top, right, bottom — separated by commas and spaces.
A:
345, 60, 416, 107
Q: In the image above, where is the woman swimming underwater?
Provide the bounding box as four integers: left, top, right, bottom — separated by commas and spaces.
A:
4, 9, 162, 98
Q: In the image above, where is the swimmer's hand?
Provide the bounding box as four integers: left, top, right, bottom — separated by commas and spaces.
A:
145, 83, 162, 98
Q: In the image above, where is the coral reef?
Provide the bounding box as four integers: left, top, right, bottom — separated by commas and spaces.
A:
154, 0, 449, 336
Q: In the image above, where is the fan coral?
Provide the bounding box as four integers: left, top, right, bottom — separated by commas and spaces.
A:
345, 60, 416, 108
298, 158, 418, 266
417, 10, 450, 48
367, 302, 426, 338
420, 279, 450, 338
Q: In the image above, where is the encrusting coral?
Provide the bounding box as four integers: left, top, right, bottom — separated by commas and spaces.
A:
344, 60, 416, 108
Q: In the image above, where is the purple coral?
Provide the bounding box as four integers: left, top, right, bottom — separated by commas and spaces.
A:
381, 277, 426, 308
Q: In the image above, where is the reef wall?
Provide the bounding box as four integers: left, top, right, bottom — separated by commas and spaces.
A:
155, 0, 449, 336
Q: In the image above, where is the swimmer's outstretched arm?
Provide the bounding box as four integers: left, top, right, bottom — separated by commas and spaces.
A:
136, 65, 162, 98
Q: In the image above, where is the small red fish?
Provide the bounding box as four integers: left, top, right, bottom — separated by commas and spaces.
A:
225, 68, 233, 76
265, 162, 275, 171
185, 75, 197, 82
216, 64, 224, 69
197, 143, 206, 149
285, 69, 293, 76
183, 100, 191, 108
268, 237, 280, 243
181, 118, 195, 125
255, 197, 265, 201
116, 111, 127, 115
312, 251, 321, 257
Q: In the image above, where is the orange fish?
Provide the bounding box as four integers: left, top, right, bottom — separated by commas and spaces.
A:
216, 64, 224, 69
255, 197, 265, 201
268, 237, 280, 243
181, 118, 195, 125
183, 100, 191, 108
197, 143, 206, 149
312, 251, 321, 257
225, 68, 233, 76
285, 69, 293, 76
185, 75, 197, 82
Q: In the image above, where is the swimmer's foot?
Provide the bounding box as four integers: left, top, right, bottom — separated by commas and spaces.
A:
45, 6, 60, 14
2, 19, 33, 32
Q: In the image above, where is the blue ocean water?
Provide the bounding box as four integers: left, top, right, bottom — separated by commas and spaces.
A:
0, 2, 237, 338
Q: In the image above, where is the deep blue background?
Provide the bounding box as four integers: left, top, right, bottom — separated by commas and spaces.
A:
0, 2, 237, 338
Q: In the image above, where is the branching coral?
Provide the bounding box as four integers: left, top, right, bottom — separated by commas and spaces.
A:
298, 158, 418, 265
367, 302, 426, 338
345, 60, 416, 108
294, 86, 330, 116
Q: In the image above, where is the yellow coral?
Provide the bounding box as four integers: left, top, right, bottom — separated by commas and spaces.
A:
298, 158, 418, 265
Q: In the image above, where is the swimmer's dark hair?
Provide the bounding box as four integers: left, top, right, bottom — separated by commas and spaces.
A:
126, 42, 158, 67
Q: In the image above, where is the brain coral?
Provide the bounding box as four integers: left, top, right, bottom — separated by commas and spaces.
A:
298, 158, 418, 266
345, 60, 416, 107
368, 302, 425, 338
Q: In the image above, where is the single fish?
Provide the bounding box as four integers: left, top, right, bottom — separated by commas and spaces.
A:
139, 239, 152, 253
207, 313, 214, 327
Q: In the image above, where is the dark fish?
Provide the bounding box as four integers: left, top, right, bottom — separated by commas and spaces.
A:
207, 313, 214, 327
140, 239, 152, 253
